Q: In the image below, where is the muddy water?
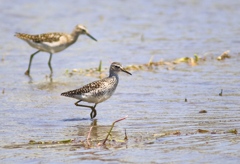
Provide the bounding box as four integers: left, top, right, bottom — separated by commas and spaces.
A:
1, 0, 240, 163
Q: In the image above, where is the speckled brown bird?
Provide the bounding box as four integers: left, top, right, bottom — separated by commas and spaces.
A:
61, 62, 132, 119
15, 24, 97, 75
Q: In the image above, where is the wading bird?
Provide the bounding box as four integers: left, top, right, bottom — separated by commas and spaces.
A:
15, 24, 97, 75
61, 62, 132, 119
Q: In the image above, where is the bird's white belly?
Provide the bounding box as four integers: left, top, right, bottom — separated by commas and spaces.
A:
73, 88, 116, 104
26, 37, 70, 53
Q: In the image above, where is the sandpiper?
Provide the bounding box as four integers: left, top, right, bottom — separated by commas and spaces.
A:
61, 62, 132, 119
15, 24, 97, 75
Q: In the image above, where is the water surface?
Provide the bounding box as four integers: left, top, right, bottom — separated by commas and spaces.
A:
0, 0, 240, 163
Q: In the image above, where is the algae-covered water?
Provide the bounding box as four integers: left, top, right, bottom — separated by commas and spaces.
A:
0, 0, 240, 163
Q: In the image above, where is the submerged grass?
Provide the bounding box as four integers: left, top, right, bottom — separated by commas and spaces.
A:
3, 126, 238, 150
65, 50, 231, 78
5, 116, 129, 149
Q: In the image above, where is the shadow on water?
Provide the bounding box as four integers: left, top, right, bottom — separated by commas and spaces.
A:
25, 72, 53, 84
34, 80, 67, 91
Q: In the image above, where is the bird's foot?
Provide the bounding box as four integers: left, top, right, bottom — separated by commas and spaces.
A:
25, 70, 30, 75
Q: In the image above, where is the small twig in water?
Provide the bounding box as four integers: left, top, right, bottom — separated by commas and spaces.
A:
97, 60, 102, 72
219, 89, 223, 96
102, 115, 128, 145
148, 56, 154, 67
124, 129, 128, 140
87, 126, 93, 146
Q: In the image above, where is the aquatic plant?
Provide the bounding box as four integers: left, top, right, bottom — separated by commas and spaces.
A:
64, 50, 231, 78
7, 116, 129, 149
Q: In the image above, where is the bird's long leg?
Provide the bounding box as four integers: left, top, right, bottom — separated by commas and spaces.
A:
48, 53, 53, 74
74, 100, 94, 108
25, 50, 41, 75
90, 104, 97, 119
75, 101, 97, 119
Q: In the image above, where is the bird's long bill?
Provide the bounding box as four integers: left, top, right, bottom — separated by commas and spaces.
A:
86, 33, 97, 41
121, 68, 132, 75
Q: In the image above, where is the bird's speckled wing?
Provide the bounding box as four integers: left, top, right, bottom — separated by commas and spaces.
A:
15, 32, 64, 43
61, 77, 117, 98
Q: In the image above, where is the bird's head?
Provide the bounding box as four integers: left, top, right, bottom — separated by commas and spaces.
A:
110, 62, 132, 75
75, 24, 97, 41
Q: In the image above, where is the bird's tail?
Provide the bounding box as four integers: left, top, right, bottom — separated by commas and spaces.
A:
14, 32, 29, 40
61, 91, 75, 98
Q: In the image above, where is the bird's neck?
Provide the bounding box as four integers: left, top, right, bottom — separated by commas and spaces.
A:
70, 31, 81, 43
109, 71, 119, 80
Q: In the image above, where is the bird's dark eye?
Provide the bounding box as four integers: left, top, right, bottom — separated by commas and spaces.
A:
114, 65, 120, 69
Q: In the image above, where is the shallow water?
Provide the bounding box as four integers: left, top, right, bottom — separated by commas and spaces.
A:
1, 0, 240, 163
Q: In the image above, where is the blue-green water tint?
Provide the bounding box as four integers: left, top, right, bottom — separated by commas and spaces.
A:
1, 0, 240, 163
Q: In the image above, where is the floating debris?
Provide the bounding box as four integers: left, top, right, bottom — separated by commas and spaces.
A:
219, 89, 223, 96
197, 129, 209, 133
29, 139, 73, 145
199, 110, 207, 113
144, 141, 155, 145
173, 57, 190, 64
153, 133, 167, 138
64, 50, 232, 78
4, 127, 238, 150
153, 130, 181, 138
226, 129, 237, 134
217, 50, 231, 60
211, 131, 217, 134
173, 131, 181, 135
172, 54, 202, 66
